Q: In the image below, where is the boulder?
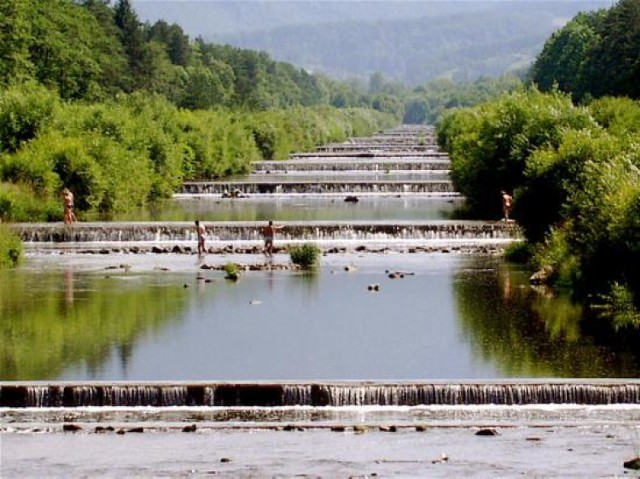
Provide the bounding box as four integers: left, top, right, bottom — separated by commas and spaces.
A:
63, 424, 82, 432
530, 265, 555, 285
624, 458, 640, 470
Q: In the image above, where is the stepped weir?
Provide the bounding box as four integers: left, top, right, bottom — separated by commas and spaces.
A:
2, 381, 639, 408
185, 124, 454, 196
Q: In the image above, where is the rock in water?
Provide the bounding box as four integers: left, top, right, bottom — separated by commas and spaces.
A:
624, 458, 640, 470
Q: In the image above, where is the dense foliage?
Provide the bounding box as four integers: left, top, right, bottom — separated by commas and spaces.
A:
0, 83, 394, 221
0, 0, 401, 225
531, 0, 640, 101
438, 91, 640, 329
0, 0, 380, 113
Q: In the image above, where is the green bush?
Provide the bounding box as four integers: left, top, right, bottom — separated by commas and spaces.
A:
594, 282, 640, 331
438, 88, 595, 219
0, 182, 58, 222
290, 243, 321, 269
0, 225, 23, 267
223, 262, 240, 281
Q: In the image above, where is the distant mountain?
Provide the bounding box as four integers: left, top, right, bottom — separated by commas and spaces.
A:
133, 1, 608, 85
133, 0, 487, 35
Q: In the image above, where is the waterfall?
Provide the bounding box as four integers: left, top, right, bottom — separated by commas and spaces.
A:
2, 382, 639, 408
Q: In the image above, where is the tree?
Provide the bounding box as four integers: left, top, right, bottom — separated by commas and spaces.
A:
531, 11, 603, 101
0, 0, 33, 84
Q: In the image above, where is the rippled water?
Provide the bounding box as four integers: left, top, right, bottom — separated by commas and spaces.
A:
3, 405, 640, 478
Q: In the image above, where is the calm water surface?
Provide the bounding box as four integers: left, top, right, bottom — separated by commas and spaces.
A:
1, 253, 637, 381
92, 196, 464, 222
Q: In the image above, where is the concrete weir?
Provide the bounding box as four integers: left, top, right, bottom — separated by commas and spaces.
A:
2, 381, 640, 408
12, 221, 521, 243
180, 180, 454, 195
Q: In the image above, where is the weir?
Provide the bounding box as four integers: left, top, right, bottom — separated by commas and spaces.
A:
242, 172, 451, 182
12, 221, 520, 243
180, 180, 454, 195
253, 159, 451, 172
2, 381, 639, 408
290, 151, 448, 158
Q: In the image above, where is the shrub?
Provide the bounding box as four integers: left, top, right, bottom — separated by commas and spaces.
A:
223, 262, 240, 281
594, 282, 640, 331
290, 243, 321, 269
0, 225, 23, 267
0, 182, 58, 222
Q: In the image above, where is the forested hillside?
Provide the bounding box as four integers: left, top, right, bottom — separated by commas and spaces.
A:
0, 0, 397, 241
133, 0, 487, 36
531, 0, 640, 100
173, 1, 607, 85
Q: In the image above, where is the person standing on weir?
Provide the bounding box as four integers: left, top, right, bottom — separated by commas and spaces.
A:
62, 188, 76, 224
262, 220, 283, 257
501, 190, 513, 222
195, 220, 206, 255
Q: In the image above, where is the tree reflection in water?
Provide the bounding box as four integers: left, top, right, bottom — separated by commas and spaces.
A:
454, 257, 640, 378
0, 268, 190, 380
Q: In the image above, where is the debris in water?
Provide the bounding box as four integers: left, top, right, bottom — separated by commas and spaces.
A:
432, 452, 449, 464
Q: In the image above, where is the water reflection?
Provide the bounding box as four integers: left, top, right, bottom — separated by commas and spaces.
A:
1, 255, 638, 381
88, 196, 464, 222
0, 267, 190, 380
454, 257, 640, 377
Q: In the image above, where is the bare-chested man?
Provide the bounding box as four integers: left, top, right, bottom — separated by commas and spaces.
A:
262, 220, 283, 257
195, 220, 206, 255
63, 188, 76, 224
501, 190, 513, 221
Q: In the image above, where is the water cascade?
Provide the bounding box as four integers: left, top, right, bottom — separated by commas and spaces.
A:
180, 180, 455, 195
253, 159, 450, 172
12, 221, 520, 243
2, 382, 639, 408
